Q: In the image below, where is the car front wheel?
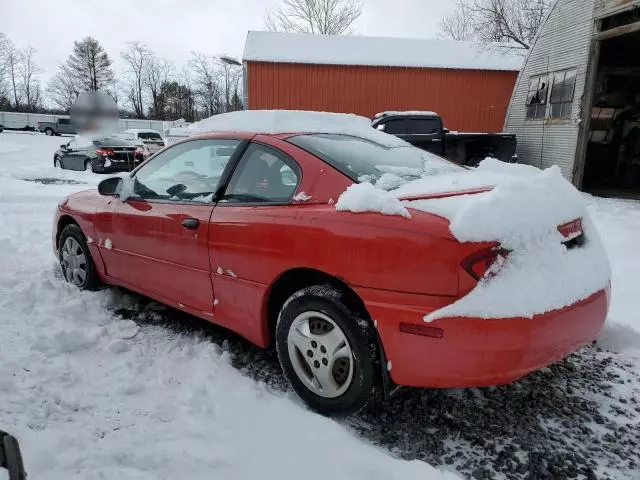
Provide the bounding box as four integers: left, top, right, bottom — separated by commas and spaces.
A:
58, 224, 100, 290
44, 128, 53, 136
276, 285, 377, 415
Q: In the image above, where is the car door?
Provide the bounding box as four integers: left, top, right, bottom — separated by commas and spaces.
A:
94, 138, 244, 313
406, 117, 445, 154
60, 137, 82, 169
208, 142, 302, 345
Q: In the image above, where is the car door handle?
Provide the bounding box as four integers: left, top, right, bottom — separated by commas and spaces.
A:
182, 218, 200, 230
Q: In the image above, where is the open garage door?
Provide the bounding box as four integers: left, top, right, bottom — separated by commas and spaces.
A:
580, 8, 640, 198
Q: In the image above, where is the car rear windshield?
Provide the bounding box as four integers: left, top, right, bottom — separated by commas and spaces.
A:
94, 137, 134, 147
287, 133, 463, 184
138, 132, 162, 140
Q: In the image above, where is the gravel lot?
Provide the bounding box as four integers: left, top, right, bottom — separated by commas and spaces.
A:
115, 295, 640, 480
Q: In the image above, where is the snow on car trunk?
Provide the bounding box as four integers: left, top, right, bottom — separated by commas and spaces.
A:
336, 159, 611, 321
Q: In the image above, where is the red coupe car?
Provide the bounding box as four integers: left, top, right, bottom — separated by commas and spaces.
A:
53, 122, 609, 415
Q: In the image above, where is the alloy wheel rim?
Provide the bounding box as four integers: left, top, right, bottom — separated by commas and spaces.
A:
287, 311, 354, 399
60, 237, 88, 286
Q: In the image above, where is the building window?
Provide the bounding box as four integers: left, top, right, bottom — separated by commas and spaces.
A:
550, 69, 577, 119
526, 75, 549, 120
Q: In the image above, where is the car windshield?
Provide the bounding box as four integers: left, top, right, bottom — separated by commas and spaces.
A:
137, 132, 162, 140
287, 133, 463, 188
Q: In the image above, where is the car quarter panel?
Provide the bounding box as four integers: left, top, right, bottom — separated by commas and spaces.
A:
208, 204, 462, 346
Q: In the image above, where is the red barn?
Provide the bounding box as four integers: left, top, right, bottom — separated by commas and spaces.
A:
242, 31, 522, 133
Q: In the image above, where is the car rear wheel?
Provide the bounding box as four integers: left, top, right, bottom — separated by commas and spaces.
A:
44, 128, 53, 136
54, 156, 60, 168
84, 160, 94, 172
58, 224, 100, 290
276, 285, 377, 415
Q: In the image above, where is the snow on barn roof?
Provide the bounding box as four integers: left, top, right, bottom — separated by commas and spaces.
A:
243, 31, 523, 72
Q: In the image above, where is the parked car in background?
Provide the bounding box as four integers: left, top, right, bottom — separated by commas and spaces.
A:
38, 118, 77, 136
0, 124, 4, 133
51, 111, 609, 416
121, 128, 166, 154
372, 111, 517, 167
54, 136, 146, 173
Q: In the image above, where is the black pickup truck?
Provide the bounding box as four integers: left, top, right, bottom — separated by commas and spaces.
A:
372, 111, 517, 167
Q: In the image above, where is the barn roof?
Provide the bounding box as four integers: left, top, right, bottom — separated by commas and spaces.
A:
243, 31, 523, 72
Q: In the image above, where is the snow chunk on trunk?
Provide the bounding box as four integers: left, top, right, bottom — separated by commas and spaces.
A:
409, 165, 611, 321
336, 183, 411, 219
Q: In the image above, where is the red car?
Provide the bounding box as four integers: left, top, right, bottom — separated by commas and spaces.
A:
53, 127, 609, 415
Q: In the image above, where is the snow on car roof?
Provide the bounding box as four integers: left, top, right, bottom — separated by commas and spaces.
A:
123, 128, 162, 135
374, 111, 439, 119
192, 110, 410, 148
243, 31, 523, 72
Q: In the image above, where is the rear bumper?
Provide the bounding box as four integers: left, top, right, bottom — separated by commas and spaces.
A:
92, 158, 143, 173
357, 287, 609, 388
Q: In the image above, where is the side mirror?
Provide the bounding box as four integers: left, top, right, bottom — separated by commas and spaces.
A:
60, 144, 67, 149
442, 128, 450, 134
98, 177, 123, 196
375, 124, 386, 131
0, 429, 26, 480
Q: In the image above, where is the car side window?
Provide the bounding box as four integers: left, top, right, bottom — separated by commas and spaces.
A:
131, 139, 240, 203
409, 118, 441, 134
381, 119, 408, 135
222, 143, 300, 204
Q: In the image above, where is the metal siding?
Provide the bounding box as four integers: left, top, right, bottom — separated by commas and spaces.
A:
247, 62, 518, 132
504, 0, 596, 180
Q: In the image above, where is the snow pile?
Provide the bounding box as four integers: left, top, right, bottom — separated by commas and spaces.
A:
392, 158, 538, 199
243, 31, 523, 71
192, 110, 409, 148
408, 165, 611, 321
336, 183, 411, 219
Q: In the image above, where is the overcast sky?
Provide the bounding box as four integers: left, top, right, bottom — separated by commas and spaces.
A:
0, 0, 454, 83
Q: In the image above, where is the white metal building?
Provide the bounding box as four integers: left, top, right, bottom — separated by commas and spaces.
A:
505, 0, 640, 197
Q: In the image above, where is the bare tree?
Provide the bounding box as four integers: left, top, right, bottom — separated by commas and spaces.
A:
439, 0, 552, 50
47, 65, 80, 111
189, 52, 223, 116
19, 46, 42, 110
4, 38, 23, 109
438, 5, 473, 41
0, 33, 9, 99
121, 41, 152, 118
66, 37, 114, 91
146, 56, 173, 118
265, 0, 362, 35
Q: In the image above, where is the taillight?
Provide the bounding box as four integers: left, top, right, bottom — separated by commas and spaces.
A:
96, 148, 115, 157
134, 147, 145, 160
461, 247, 507, 281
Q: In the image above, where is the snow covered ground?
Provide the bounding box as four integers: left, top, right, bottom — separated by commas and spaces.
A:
0, 131, 639, 480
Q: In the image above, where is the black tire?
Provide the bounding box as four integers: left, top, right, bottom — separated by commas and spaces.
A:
58, 224, 101, 290
84, 159, 94, 172
54, 156, 60, 168
0, 431, 26, 480
276, 285, 378, 416
44, 128, 53, 136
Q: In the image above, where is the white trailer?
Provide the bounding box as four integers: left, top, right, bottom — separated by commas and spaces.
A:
0, 111, 178, 134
